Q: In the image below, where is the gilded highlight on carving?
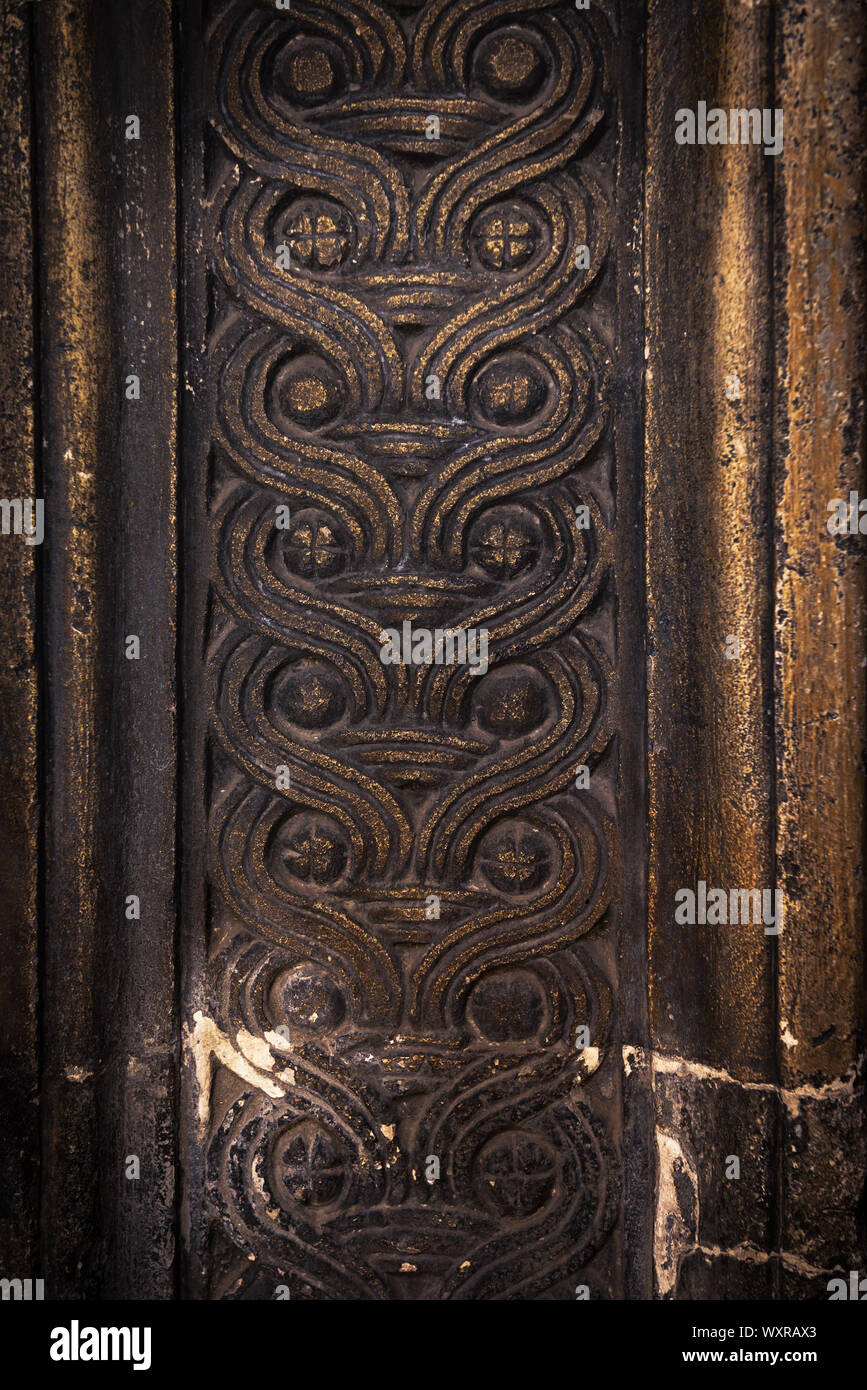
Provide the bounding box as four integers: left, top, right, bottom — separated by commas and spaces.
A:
1, 0, 865, 1325
191, 0, 624, 1299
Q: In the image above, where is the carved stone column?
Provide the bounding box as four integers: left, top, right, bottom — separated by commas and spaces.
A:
646, 0, 866, 1299
0, 0, 862, 1302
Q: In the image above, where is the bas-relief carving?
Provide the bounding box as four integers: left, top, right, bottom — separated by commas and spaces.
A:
195, 0, 625, 1300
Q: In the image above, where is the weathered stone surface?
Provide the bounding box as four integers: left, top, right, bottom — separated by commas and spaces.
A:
0, 0, 39, 1282
179, 0, 646, 1301
782, 1089, 866, 1272
646, 0, 866, 1300
677, 1249, 777, 1301
0, 0, 862, 1301
655, 1069, 777, 1254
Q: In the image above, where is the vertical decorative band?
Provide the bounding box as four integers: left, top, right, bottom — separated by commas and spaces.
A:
184, 0, 637, 1300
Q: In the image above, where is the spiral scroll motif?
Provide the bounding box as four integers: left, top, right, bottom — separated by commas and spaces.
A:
195, 0, 624, 1300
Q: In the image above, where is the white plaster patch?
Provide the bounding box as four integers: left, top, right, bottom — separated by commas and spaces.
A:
265, 1027, 293, 1054
577, 1046, 601, 1076
780, 1018, 798, 1049
654, 1129, 698, 1299
236, 1028, 276, 1072
185, 1010, 285, 1127
622, 1044, 647, 1077
651, 1049, 863, 1113
692, 1242, 833, 1279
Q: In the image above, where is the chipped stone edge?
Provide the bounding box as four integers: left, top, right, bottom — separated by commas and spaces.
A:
184, 1010, 296, 1130
623, 1045, 865, 1296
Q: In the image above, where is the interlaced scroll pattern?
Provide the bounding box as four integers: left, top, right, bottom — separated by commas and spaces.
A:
191, 0, 626, 1300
